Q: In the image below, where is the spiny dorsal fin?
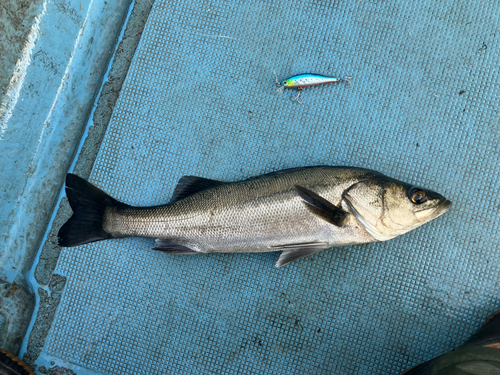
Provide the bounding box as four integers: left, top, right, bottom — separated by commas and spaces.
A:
171, 176, 225, 202
295, 185, 348, 227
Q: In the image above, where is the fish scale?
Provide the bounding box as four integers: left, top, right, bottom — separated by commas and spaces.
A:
110, 168, 366, 248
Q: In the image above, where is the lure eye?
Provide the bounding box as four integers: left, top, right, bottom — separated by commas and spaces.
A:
282, 81, 287, 85
409, 188, 427, 204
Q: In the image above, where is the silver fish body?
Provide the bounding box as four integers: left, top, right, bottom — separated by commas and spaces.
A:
59, 167, 451, 267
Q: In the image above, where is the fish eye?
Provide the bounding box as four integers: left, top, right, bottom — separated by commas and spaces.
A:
409, 188, 427, 204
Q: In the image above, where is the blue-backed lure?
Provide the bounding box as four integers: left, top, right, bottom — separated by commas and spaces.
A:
275, 72, 352, 103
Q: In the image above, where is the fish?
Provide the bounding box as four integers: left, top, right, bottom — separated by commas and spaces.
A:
274, 72, 352, 103
58, 167, 451, 267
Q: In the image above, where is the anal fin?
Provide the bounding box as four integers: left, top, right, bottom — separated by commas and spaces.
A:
152, 239, 199, 254
273, 242, 330, 267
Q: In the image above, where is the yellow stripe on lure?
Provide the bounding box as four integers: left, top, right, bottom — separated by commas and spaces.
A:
275, 72, 352, 103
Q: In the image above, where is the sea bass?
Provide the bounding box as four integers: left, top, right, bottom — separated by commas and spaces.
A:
58, 167, 451, 267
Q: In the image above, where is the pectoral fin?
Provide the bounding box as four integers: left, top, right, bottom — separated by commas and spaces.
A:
295, 185, 348, 227
273, 242, 330, 267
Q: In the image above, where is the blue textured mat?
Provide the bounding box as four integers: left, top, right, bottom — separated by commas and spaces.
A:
46, 0, 499, 374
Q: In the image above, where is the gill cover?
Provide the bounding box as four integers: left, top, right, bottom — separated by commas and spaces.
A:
342, 179, 396, 241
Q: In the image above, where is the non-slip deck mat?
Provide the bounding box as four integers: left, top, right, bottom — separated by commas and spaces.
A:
47, 1, 499, 374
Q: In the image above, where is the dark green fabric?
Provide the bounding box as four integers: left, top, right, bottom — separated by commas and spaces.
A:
404, 347, 500, 375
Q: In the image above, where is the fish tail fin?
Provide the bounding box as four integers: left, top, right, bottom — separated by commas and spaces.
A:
58, 174, 129, 247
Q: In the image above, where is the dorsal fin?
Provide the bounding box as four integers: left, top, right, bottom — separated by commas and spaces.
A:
171, 176, 225, 202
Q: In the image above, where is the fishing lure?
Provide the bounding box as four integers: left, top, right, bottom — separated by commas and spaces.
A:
275, 72, 352, 103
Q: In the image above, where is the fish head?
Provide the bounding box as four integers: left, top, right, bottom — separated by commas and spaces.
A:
342, 174, 451, 241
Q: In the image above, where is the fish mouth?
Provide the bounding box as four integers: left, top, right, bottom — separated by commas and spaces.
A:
415, 198, 452, 222
433, 199, 452, 218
